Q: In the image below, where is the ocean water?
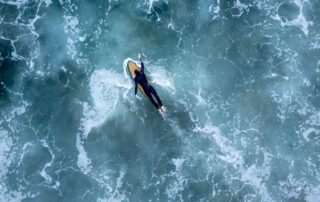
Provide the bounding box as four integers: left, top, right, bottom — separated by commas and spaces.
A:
0, 0, 320, 201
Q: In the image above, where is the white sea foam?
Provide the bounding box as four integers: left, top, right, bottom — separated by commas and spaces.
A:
270, 79, 297, 122
146, 0, 158, 14
79, 35, 86, 42
194, 122, 274, 201
3, 99, 30, 131
172, 158, 185, 171
0, 128, 26, 201
310, 40, 320, 49
200, 123, 244, 166
39, 139, 56, 187
76, 69, 131, 173
209, 0, 220, 20
64, 15, 80, 34
165, 167, 185, 200
0, 0, 44, 70
0, 0, 28, 6
271, 0, 313, 35
232, 0, 248, 17
279, 174, 320, 201
96, 167, 128, 201
306, 111, 320, 126
111, 167, 127, 201
302, 128, 319, 142
300, 111, 320, 142
44, 0, 52, 7
63, 14, 82, 59
123, 58, 136, 80
0, 129, 12, 179
192, 87, 206, 106
89, 70, 130, 117
149, 67, 174, 90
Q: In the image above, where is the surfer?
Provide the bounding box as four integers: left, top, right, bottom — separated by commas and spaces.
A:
134, 53, 166, 113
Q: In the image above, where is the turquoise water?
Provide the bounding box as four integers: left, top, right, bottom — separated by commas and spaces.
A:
1, 0, 320, 201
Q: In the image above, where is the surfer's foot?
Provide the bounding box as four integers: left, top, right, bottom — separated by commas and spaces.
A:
158, 108, 163, 114
161, 106, 166, 112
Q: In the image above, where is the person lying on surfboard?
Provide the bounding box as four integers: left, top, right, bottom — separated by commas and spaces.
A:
134, 53, 166, 113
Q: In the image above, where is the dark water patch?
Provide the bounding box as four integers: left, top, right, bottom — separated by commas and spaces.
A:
89, 111, 182, 163
108, 7, 179, 60
226, 42, 252, 75
0, 52, 13, 106
0, 82, 9, 106
195, 33, 230, 60
0, 3, 19, 23
5, 143, 52, 197
19, 1, 42, 24
0, 23, 30, 40
273, 62, 295, 78
184, 180, 213, 201
167, 0, 198, 30
242, 28, 280, 64
77, 0, 110, 24
233, 90, 278, 125
83, 110, 185, 199
0, 38, 13, 58
302, 2, 315, 22
309, 81, 320, 108
168, 110, 195, 133
58, 60, 89, 97
198, 18, 224, 39
269, 158, 290, 180
21, 143, 51, 177
88, 117, 142, 163
50, 97, 83, 151
281, 28, 307, 51
163, 94, 195, 132
299, 49, 319, 78
278, 1, 300, 22
204, 59, 243, 98
245, 5, 264, 26
13, 34, 38, 59
36, 4, 67, 68
255, 43, 279, 62
0, 59, 22, 90
22, 60, 88, 143
55, 170, 94, 201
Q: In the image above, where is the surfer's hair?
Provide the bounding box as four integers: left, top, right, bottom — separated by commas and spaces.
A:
134, 69, 140, 76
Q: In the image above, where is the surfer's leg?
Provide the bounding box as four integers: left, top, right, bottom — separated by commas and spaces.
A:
149, 86, 162, 106
145, 89, 160, 109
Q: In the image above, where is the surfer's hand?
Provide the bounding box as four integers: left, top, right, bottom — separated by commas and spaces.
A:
138, 53, 141, 59
161, 106, 166, 112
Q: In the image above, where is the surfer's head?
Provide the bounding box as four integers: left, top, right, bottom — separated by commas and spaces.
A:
134, 69, 140, 76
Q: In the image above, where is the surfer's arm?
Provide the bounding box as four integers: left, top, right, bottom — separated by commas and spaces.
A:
134, 80, 138, 95
134, 82, 140, 99
140, 59, 145, 73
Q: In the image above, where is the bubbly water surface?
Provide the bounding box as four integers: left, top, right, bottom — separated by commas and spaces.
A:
1, 0, 320, 201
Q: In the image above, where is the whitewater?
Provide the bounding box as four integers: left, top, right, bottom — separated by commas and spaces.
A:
0, 0, 320, 201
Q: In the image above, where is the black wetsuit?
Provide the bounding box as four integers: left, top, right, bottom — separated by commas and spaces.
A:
134, 59, 163, 109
